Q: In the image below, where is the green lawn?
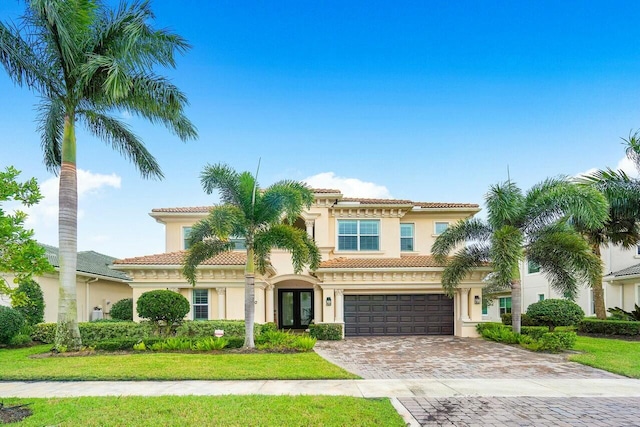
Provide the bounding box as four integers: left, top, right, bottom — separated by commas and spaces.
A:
1, 396, 405, 426
569, 336, 640, 378
0, 345, 358, 381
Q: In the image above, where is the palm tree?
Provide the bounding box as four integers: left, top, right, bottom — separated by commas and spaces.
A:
0, 1, 197, 350
432, 178, 608, 333
183, 163, 321, 348
577, 169, 640, 319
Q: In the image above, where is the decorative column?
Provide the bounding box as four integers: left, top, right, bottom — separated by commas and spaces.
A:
313, 284, 323, 323
305, 220, 315, 238
216, 287, 226, 320
335, 289, 344, 323
265, 284, 274, 323
460, 288, 471, 321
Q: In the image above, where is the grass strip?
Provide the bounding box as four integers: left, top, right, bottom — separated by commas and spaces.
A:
569, 336, 640, 378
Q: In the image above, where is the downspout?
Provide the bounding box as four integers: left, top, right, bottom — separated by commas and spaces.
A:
85, 278, 99, 322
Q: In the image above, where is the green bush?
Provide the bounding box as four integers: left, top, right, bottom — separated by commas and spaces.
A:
479, 323, 521, 344
191, 337, 228, 351
259, 322, 278, 334
110, 298, 133, 321
537, 332, 577, 353
12, 279, 45, 325
94, 339, 140, 351
0, 306, 26, 344
137, 290, 190, 332
293, 335, 317, 351
225, 336, 245, 348
500, 313, 538, 326
32, 321, 154, 344
9, 333, 32, 347
526, 299, 584, 331
520, 326, 548, 340
607, 304, 640, 321
578, 318, 640, 336
175, 320, 254, 337
309, 323, 343, 340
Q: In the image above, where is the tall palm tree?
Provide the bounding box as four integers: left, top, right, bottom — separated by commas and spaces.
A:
577, 169, 640, 319
0, 0, 197, 350
183, 163, 321, 348
432, 178, 608, 333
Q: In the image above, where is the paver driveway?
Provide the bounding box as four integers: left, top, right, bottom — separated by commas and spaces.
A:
314, 336, 620, 379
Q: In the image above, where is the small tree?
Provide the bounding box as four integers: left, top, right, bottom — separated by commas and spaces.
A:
110, 298, 133, 321
0, 306, 26, 344
526, 299, 585, 331
12, 279, 45, 325
137, 290, 189, 335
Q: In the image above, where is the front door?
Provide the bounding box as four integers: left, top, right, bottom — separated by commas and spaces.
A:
278, 289, 313, 329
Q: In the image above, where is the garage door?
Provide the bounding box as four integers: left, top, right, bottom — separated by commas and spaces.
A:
344, 294, 454, 336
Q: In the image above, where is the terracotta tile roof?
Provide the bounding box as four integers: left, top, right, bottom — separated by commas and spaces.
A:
151, 206, 212, 213
340, 198, 414, 205
319, 256, 445, 269
312, 188, 342, 194
414, 202, 480, 209
114, 251, 246, 266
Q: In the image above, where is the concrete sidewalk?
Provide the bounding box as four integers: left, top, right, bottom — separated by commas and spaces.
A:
2, 377, 640, 399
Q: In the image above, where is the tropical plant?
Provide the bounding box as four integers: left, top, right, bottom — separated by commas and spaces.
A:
0, 167, 53, 304
607, 304, 640, 321
12, 279, 45, 325
432, 178, 608, 333
183, 163, 321, 348
0, 1, 197, 351
576, 167, 640, 319
526, 299, 584, 331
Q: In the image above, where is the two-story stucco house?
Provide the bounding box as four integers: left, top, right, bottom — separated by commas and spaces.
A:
113, 189, 491, 337
483, 244, 640, 322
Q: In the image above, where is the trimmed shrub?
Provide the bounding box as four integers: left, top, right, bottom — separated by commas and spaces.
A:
31, 322, 56, 343
526, 299, 584, 331
578, 318, 640, 336
478, 323, 521, 344
9, 333, 32, 347
225, 336, 245, 348
259, 322, 278, 334
175, 320, 254, 338
309, 323, 343, 340
537, 332, 577, 353
31, 321, 154, 344
137, 290, 190, 334
94, 339, 140, 351
520, 326, 548, 341
110, 298, 133, 321
12, 279, 45, 325
0, 306, 26, 344
501, 313, 538, 326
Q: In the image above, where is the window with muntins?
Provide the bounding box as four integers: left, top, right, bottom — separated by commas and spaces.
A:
434, 222, 449, 235
231, 236, 246, 250
337, 220, 380, 251
538, 293, 545, 301
499, 297, 512, 315
528, 260, 541, 274
193, 289, 208, 321
400, 223, 414, 251
183, 227, 193, 250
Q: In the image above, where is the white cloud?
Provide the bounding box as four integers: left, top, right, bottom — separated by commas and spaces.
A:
303, 172, 392, 198
576, 156, 639, 180
120, 110, 132, 120
24, 169, 121, 228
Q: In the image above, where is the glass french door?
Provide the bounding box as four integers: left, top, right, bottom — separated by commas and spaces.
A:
278, 289, 313, 329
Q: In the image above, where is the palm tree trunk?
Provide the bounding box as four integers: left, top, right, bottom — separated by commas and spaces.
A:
244, 246, 255, 348
591, 244, 607, 319
54, 115, 82, 351
511, 279, 522, 334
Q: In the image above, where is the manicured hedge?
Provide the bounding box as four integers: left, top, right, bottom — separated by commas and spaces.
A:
500, 313, 538, 326
309, 323, 343, 340
176, 320, 261, 337
578, 318, 640, 336
32, 322, 154, 344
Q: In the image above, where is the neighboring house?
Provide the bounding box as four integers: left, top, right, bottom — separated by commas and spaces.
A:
1, 244, 132, 322
113, 189, 491, 337
483, 244, 640, 321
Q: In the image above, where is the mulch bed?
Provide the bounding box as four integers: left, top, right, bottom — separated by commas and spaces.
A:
0, 403, 32, 424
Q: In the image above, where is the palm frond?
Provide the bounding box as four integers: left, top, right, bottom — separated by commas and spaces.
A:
79, 110, 163, 179
258, 180, 314, 226
622, 130, 640, 174
441, 245, 490, 297
431, 218, 492, 264
188, 205, 247, 245
489, 225, 523, 288
200, 163, 242, 202
253, 224, 321, 275
485, 181, 525, 229
36, 97, 64, 174
182, 239, 235, 285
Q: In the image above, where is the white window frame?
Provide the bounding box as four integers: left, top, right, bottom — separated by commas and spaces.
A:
499, 297, 512, 315
434, 222, 449, 236
400, 223, 415, 252
183, 226, 193, 250
192, 289, 209, 321
336, 219, 380, 251
636, 284, 640, 306
538, 293, 545, 301
527, 260, 541, 274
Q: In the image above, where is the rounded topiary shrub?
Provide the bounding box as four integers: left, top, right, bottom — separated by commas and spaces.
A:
110, 298, 133, 321
137, 290, 190, 326
13, 279, 45, 325
0, 306, 26, 344
526, 299, 584, 331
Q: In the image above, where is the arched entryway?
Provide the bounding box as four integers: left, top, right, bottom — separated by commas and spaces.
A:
271, 276, 318, 330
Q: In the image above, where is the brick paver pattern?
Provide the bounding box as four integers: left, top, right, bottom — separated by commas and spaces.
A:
314, 336, 620, 379
398, 397, 640, 427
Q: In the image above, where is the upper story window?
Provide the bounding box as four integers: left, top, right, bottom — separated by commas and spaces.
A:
183, 227, 193, 250
337, 220, 379, 251
231, 236, 246, 250
400, 223, 414, 252
528, 260, 541, 274
434, 222, 449, 235
499, 297, 512, 315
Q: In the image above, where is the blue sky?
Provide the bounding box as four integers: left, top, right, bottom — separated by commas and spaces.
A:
2, 1, 640, 258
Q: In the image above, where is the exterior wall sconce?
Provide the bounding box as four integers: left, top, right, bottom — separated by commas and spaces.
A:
326, 297, 332, 306
474, 295, 481, 305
